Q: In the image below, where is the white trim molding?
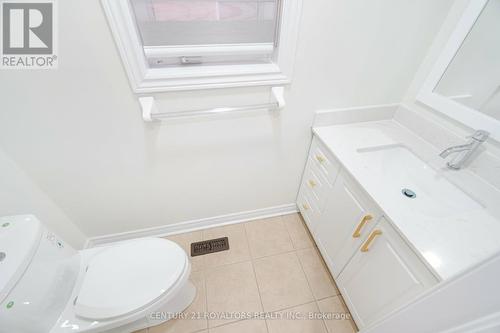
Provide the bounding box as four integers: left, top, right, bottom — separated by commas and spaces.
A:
100, 0, 303, 93
313, 103, 400, 127
417, 0, 500, 141
84, 203, 298, 248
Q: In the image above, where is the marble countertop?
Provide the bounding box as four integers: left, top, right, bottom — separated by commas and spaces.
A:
313, 119, 500, 280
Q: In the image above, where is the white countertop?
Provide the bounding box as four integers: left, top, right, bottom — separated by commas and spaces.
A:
313, 120, 500, 280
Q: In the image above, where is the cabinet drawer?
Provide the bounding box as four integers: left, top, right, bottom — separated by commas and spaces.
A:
337, 218, 437, 329
297, 186, 321, 233
309, 138, 340, 185
301, 160, 329, 209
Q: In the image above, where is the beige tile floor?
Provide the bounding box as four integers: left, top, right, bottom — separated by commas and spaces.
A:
136, 213, 357, 333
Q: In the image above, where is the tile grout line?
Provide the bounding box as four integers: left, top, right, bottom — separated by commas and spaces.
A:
167, 215, 342, 333
190, 216, 322, 329
292, 214, 343, 299
153, 298, 335, 333
182, 214, 316, 272
316, 299, 332, 333
286, 214, 333, 333
202, 266, 209, 332
206, 317, 263, 332
189, 329, 209, 333
268, 299, 323, 314
278, 215, 298, 252
192, 221, 270, 332
192, 245, 316, 274
287, 216, 332, 302
293, 250, 325, 331
251, 247, 305, 261
195, 253, 335, 313
293, 250, 315, 299
244, 214, 319, 320
245, 216, 295, 260
243, 221, 271, 333
312, 247, 343, 298
298, 216, 351, 333
192, 247, 316, 273
297, 213, 357, 330
282, 214, 300, 252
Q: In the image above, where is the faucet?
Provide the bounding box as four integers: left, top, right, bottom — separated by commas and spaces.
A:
439, 130, 489, 170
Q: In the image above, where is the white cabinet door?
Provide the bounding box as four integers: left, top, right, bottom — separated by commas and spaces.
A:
315, 170, 380, 278
337, 218, 437, 329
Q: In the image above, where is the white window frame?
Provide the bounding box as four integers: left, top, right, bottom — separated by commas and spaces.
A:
101, 0, 303, 93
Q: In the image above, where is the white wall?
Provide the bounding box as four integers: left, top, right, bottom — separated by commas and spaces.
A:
0, 148, 86, 248
0, 0, 454, 237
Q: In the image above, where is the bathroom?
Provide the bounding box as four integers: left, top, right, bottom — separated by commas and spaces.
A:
1, 0, 500, 332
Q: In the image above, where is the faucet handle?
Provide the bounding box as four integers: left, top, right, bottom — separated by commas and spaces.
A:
470, 130, 489, 142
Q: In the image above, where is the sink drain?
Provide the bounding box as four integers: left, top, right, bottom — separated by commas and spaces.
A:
402, 188, 416, 199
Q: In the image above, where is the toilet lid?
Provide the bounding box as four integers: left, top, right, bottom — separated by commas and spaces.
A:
74, 238, 187, 320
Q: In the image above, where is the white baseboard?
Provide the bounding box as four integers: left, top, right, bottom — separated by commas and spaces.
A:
84, 203, 298, 248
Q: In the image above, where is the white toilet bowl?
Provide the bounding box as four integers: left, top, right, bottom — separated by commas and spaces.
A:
0, 215, 196, 333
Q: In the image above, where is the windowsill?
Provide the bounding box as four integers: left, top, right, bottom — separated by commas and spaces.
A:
132, 63, 290, 93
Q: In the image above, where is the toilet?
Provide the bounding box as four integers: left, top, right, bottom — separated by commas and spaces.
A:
0, 215, 195, 333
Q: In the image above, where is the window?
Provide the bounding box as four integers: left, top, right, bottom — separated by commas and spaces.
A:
101, 0, 302, 92
132, 0, 280, 67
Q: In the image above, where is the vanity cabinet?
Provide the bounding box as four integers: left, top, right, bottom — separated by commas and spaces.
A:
337, 218, 437, 328
297, 136, 438, 329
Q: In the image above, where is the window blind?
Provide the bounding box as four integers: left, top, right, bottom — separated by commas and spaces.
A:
129, 0, 280, 66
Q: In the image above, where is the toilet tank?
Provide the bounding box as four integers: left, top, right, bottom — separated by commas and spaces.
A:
0, 215, 81, 333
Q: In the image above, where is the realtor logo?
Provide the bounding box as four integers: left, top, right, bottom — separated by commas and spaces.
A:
1, 0, 57, 68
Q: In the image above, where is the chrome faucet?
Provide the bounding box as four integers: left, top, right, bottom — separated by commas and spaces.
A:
439, 130, 489, 170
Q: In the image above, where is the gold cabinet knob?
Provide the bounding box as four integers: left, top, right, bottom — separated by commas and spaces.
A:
302, 203, 310, 210
315, 155, 325, 163
308, 180, 317, 188
352, 214, 373, 238
361, 230, 382, 252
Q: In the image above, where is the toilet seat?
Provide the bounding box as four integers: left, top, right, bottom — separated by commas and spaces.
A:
74, 238, 187, 320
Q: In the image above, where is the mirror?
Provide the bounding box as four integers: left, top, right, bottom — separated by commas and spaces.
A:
418, 0, 500, 140
434, 0, 500, 121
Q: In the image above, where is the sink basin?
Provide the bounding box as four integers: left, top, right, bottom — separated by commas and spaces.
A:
356, 144, 483, 219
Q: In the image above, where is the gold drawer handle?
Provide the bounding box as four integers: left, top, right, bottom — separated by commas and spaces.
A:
302, 203, 310, 210
361, 230, 382, 252
352, 214, 373, 238
308, 179, 317, 188
315, 154, 325, 163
